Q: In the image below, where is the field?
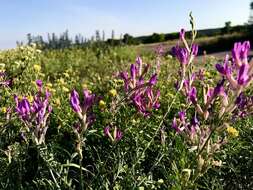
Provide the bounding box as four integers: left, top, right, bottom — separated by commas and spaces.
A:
0, 24, 253, 190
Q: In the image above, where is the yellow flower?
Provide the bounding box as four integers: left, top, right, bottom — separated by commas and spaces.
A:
227, 126, 239, 138
54, 98, 61, 106
46, 82, 53, 88
82, 83, 88, 89
62, 86, 69, 92
27, 95, 34, 102
99, 100, 106, 109
1, 107, 7, 113
109, 89, 117, 97
63, 72, 70, 78
58, 78, 65, 85
205, 71, 211, 78
33, 64, 41, 72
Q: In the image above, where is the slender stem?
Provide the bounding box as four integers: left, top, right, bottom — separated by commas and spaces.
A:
132, 87, 181, 170
197, 126, 215, 158
79, 156, 84, 190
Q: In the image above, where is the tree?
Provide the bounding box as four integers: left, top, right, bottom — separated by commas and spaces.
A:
249, 1, 253, 24
27, 33, 32, 45
222, 21, 232, 34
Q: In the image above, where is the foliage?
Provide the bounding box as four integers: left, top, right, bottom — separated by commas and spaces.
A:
0, 17, 253, 190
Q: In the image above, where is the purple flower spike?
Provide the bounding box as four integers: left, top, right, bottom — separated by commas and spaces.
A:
70, 90, 81, 113
232, 41, 251, 67
180, 28, 185, 40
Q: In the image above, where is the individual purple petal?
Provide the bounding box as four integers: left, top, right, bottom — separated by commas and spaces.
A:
178, 111, 186, 123
213, 79, 225, 97
215, 64, 226, 75
104, 126, 110, 137
70, 90, 81, 113
178, 48, 189, 65
191, 115, 199, 126
130, 64, 137, 80
149, 74, 157, 86
240, 41, 250, 60
237, 64, 249, 85
83, 89, 95, 112
189, 87, 197, 104
36, 80, 43, 88
191, 44, 198, 56
136, 56, 143, 75
116, 129, 123, 141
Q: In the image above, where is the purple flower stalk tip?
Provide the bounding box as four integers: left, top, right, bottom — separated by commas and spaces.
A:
70, 90, 81, 113
232, 41, 251, 67
180, 28, 185, 40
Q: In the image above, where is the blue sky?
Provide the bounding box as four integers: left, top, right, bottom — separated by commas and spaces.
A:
0, 0, 250, 49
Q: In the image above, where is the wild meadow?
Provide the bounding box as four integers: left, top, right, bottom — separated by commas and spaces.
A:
0, 17, 253, 190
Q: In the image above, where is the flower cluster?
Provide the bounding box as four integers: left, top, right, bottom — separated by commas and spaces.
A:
216, 41, 253, 93
233, 92, 253, 119
171, 29, 198, 84
70, 89, 96, 132
14, 80, 52, 145
104, 126, 123, 142
120, 57, 160, 116
170, 29, 253, 179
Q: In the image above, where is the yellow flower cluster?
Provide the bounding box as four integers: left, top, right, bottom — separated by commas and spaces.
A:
33, 64, 41, 72
226, 126, 239, 138
1, 107, 7, 113
109, 89, 117, 97
99, 100, 106, 109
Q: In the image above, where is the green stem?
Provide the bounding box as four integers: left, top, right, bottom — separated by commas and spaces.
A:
132, 88, 181, 171
79, 156, 84, 190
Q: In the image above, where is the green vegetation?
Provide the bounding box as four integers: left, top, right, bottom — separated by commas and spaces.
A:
0, 21, 253, 189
